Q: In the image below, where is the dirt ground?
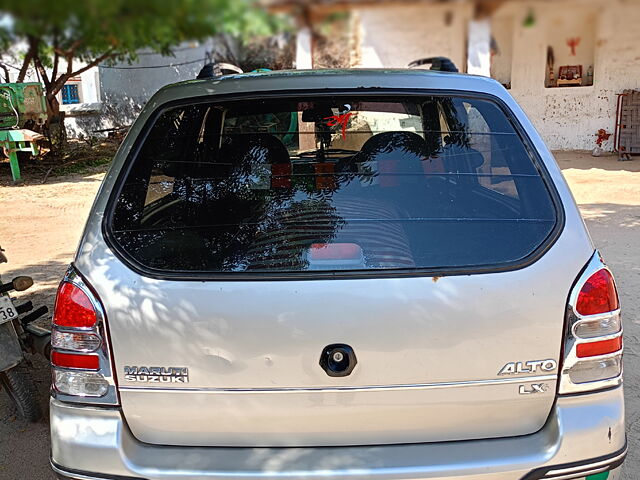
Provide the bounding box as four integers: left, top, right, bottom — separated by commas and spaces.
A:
0, 151, 638, 479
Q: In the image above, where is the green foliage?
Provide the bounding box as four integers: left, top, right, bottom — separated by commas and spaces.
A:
0, 0, 280, 64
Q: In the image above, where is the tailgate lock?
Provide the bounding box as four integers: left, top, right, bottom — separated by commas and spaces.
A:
320, 344, 357, 377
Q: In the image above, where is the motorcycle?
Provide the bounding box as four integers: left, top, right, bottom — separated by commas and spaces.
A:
0, 245, 51, 421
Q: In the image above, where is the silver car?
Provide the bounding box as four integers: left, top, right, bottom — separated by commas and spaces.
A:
49, 68, 625, 480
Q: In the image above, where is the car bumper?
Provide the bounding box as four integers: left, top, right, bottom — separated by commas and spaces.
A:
51, 386, 626, 480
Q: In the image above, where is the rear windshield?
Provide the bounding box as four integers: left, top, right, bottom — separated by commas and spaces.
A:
108, 94, 558, 275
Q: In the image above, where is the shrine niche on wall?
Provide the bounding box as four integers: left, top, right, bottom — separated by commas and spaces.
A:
545, 11, 595, 88
557, 65, 583, 86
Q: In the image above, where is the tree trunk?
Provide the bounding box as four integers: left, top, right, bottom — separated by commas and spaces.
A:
17, 37, 38, 82
44, 94, 67, 151
29, 48, 112, 155
17, 52, 33, 83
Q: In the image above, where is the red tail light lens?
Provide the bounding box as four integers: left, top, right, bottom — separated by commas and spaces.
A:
53, 282, 97, 328
52, 351, 100, 370
576, 337, 623, 358
575, 268, 619, 316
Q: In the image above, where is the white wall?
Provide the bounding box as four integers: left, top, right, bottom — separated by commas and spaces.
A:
98, 40, 216, 125
493, 0, 640, 150
77, 68, 101, 104
353, 0, 640, 151
354, 3, 470, 71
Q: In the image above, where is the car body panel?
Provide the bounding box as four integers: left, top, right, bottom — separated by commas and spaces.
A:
117, 378, 558, 446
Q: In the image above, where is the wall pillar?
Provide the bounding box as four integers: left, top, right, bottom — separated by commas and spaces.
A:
295, 26, 313, 70
295, 26, 315, 150
467, 19, 491, 76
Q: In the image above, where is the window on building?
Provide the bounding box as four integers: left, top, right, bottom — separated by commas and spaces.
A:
61, 84, 81, 104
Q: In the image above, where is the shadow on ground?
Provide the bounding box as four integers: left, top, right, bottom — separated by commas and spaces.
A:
554, 151, 640, 173
0, 161, 109, 187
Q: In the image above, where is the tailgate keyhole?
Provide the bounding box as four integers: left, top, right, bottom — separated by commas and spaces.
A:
320, 344, 357, 377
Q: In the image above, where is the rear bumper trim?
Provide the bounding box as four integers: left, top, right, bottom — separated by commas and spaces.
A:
520, 442, 627, 479
117, 374, 559, 394
52, 444, 627, 480
53, 444, 628, 480
52, 461, 145, 480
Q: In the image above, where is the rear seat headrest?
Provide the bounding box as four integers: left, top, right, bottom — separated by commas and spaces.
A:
222, 133, 290, 165
358, 131, 428, 159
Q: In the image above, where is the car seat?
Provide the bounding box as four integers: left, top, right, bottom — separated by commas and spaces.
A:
235, 134, 289, 188
354, 131, 428, 188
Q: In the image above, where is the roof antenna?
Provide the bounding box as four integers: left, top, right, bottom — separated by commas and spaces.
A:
407, 57, 458, 72
197, 62, 244, 79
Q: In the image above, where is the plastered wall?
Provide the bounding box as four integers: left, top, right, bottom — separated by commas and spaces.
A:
355, 0, 640, 151
499, 0, 640, 151
355, 3, 471, 72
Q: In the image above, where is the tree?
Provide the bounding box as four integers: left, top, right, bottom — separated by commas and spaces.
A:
0, 0, 280, 143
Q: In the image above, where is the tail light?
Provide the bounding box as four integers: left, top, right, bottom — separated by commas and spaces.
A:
310, 243, 363, 260
307, 243, 366, 270
51, 266, 119, 404
559, 252, 623, 394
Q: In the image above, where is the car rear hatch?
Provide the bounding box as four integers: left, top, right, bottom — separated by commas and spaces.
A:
94, 91, 578, 447
101, 267, 573, 447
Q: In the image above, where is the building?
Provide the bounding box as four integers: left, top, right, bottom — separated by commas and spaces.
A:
2, 41, 219, 138
98, 40, 220, 128
268, 0, 640, 151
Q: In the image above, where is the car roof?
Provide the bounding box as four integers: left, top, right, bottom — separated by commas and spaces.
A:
150, 68, 507, 105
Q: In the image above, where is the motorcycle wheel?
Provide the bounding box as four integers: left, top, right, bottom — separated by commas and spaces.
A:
0, 361, 43, 422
